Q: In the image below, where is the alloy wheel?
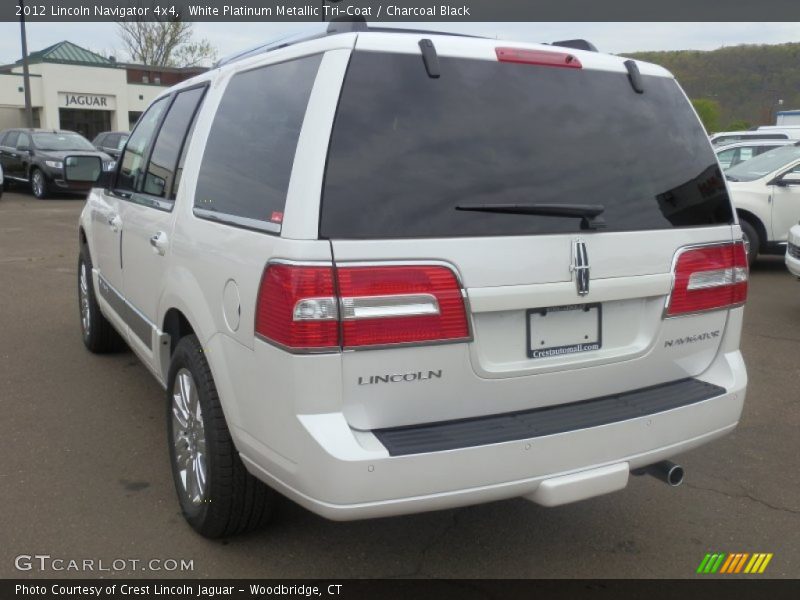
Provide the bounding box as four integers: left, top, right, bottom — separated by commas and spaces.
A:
171, 368, 208, 506
79, 261, 91, 336
32, 171, 44, 197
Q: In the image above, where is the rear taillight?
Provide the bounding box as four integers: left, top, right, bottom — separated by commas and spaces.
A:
255, 264, 339, 351
495, 47, 582, 69
255, 263, 470, 352
665, 242, 748, 317
338, 265, 470, 348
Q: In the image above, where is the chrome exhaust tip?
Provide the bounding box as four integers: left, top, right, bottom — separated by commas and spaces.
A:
644, 460, 684, 487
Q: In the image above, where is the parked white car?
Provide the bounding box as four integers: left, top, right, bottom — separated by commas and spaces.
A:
726, 143, 800, 263
715, 140, 793, 170
711, 127, 800, 147
786, 224, 800, 277
76, 23, 748, 538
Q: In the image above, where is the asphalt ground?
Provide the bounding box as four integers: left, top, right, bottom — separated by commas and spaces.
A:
1, 189, 798, 579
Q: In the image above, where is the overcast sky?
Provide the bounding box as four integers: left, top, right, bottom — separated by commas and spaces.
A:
0, 22, 798, 64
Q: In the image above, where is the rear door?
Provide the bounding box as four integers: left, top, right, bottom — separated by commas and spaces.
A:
15, 132, 32, 179
119, 85, 206, 364
321, 37, 737, 430
91, 96, 169, 334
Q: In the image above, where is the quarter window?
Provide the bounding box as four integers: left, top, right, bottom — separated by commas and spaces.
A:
194, 54, 322, 232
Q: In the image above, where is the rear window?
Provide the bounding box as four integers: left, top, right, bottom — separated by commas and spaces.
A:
321, 51, 733, 239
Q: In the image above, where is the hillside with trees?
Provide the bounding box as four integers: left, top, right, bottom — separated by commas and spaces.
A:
625, 42, 800, 132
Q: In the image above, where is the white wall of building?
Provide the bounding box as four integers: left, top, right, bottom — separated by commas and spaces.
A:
37, 62, 125, 130
127, 83, 165, 119
1, 62, 167, 133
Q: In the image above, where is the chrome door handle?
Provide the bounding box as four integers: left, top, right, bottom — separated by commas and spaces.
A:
150, 231, 168, 256
107, 214, 122, 232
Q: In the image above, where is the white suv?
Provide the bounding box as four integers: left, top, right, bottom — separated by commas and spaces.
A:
725, 143, 800, 263
77, 23, 749, 538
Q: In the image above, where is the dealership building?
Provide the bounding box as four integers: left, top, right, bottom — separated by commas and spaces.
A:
0, 41, 205, 139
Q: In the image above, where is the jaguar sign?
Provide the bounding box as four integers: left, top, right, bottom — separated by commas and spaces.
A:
59, 92, 116, 110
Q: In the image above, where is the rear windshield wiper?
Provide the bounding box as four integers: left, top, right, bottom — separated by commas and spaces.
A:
456, 202, 606, 230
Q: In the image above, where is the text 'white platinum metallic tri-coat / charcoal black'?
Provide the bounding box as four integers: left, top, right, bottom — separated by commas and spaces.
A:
77, 22, 748, 538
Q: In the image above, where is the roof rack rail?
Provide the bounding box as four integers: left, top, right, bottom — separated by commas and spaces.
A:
550, 39, 598, 52
214, 18, 486, 68
325, 16, 369, 34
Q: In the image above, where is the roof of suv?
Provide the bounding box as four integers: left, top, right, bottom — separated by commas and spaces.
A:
209, 20, 668, 78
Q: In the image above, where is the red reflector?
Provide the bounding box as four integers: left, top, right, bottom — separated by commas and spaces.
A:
255, 264, 338, 350
666, 242, 748, 317
337, 265, 470, 348
495, 47, 582, 69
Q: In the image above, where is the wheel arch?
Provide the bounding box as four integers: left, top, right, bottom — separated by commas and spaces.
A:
158, 298, 243, 436
736, 209, 767, 251
163, 308, 195, 356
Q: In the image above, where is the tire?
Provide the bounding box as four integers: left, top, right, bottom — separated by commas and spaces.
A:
30, 168, 49, 199
167, 335, 276, 538
78, 246, 126, 353
739, 219, 759, 267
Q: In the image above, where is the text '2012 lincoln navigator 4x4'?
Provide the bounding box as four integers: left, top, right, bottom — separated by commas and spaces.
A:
77, 22, 748, 538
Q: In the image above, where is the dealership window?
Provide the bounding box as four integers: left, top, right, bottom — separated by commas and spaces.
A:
128, 111, 142, 129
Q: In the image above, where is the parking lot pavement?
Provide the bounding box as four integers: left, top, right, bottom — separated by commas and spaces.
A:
1, 189, 799, 579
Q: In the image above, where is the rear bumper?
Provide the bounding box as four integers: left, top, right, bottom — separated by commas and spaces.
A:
239, 349, 746, 520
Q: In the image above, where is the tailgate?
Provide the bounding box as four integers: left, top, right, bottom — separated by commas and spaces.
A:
320, 35, 736, 430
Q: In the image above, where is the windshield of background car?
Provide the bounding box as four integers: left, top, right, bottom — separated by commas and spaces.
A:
725, 144, 800, 182
32, 133, 96, 152
321, 51, 733, 239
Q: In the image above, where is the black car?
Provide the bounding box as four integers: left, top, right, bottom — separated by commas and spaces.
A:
91, 131, 129, 160
0, 128, 114, 199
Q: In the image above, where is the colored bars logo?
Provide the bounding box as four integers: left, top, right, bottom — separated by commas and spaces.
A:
697, 552, 773, 574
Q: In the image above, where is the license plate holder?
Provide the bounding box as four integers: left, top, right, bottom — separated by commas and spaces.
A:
527, 303, 602, 359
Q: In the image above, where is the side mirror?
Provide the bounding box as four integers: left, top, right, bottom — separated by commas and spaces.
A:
64, 155, 103, 184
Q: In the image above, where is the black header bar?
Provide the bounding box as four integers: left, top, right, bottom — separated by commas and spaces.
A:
3, 0, 800, 22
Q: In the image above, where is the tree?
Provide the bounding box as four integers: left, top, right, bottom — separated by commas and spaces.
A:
691, 98, 721, 133
726, 119, 752, 131
117, 19, 216, 67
